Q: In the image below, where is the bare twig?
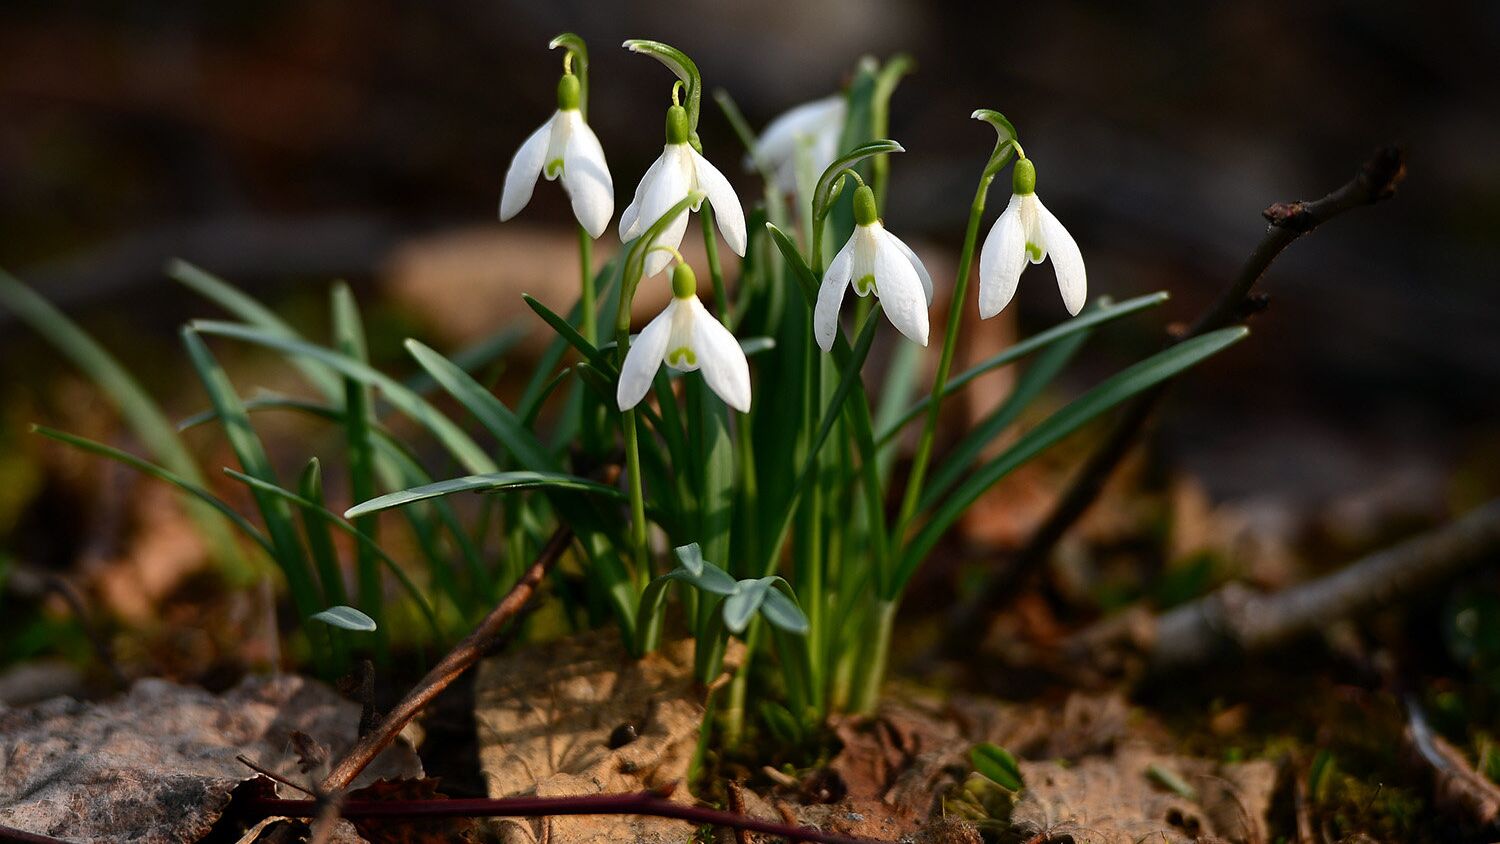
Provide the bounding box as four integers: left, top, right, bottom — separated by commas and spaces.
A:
1066, 498, 1500, 674
247, 790, 881, 844
1405, 695, 1500, 830
235, 754, 316, 797
940, 145, 1408, 654
319, 526, 574, 792
0, 825, 71, 844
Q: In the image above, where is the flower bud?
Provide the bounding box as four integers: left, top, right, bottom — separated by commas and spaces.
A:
556, 74, 581, 111
1011, 157, 1036, 195
671, 261, 697, 298
852, 184, 878, 226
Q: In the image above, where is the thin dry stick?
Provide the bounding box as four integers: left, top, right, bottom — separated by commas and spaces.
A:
0, 825, 69, 844
940, 145, 1408, 654
319, 526, 573, 792
1066, 498, 1500, 673
248, 791, 881, 844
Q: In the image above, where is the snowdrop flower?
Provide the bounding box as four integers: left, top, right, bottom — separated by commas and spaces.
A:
978, 157, 1086, 318
814, 183, 933, 351
619, 105, 747, 277
751, 94, 846, 194
617, 261, 751, 413
500, 74, 613, 238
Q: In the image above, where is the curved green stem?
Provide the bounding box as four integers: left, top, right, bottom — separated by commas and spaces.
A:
890, 118, 1020, 585
577, 226, 595, 344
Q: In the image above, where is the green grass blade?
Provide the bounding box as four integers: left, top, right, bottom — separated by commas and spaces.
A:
919, 315, 1094, 511
189, 320, 498, 474
30, 425, 272, 555
401, 324, 527, 397
296, 458, 348, 607
891, 327, 1250, 595
168, 259, 343, 399
224, 469, 443, 640
404, 339, 557, 471
346, 471, 627, 519
332, 282, 391, 654
878, 292, 1170, 444
181, 329, 324, 650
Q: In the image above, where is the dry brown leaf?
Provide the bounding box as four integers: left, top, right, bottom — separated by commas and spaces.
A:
1010, 742, 1275, 844
474, 629, 739, 844
0, 674, 421, 843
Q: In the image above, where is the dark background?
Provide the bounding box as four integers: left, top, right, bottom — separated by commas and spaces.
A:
2, 0, 1497, 533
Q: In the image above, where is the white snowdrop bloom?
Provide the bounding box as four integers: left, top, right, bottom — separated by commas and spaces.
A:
619, 105, 747, 278
977, 157, 1086, 318
500, 74, 614, 238
617, 262, 751, 413
814, 184, 934, 351
750, 94, 846, 194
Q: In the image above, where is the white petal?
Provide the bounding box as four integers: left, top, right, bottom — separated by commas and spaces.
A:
618, 151, 667, 241
559, 113, 613, 238
872, 229, 929, 346
978, 194, 1028, 319
499, 116, 553, 221
689, 149, 747, 256
814, 235, 856, 352
1035, 196, 1087, 316
884, 231, 934, 305
642, 207, 690, 277
634, 146, 693, 276
616, 302, 674, 411
755, 96, 845, 171
688, 298, 752, 412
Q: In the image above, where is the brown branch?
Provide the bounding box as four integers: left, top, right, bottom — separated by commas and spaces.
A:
1066, 498, 1500, 674
246, 791, 881, 844
319, 526, 574, 792
939, 145, 1407, 655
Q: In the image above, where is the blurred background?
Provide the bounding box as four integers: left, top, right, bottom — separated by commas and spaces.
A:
1, 1, 1497, 678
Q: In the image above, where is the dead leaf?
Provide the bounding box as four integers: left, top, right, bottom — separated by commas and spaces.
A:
1010, 742, 1274, 844
474, 629, 740, 844
0, 674, 421, 843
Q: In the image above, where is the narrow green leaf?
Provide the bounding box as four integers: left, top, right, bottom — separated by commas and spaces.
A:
402, 324, 527, 397
971, 743, 1024, 791
310, 606, 377, 632
181, 329, 322, 634
168, 260, 342, 398
30, 425, 272, 555
892, 327, 1250, 594
225, 469, 442, 639
521, 294, 615, 372
879, 292, 1170, 443
189, 320, 498, 474
405, 338, 556, 471
346, 471, 626, 519
296, 459, 348, 607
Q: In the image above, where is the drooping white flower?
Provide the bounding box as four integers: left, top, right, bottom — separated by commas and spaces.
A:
814, 184, 933, 351
750, 94, 846, 194
977, 157, 1085, 318
500, 74, 614, 238
619, 105, 747, 277
617, 262, 751, 413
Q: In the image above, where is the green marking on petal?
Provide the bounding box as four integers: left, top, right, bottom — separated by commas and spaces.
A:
1025, 242, 1043, 262
854, 274, 877, 296
668, 347, 697, 368
546, 159, 565, 178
